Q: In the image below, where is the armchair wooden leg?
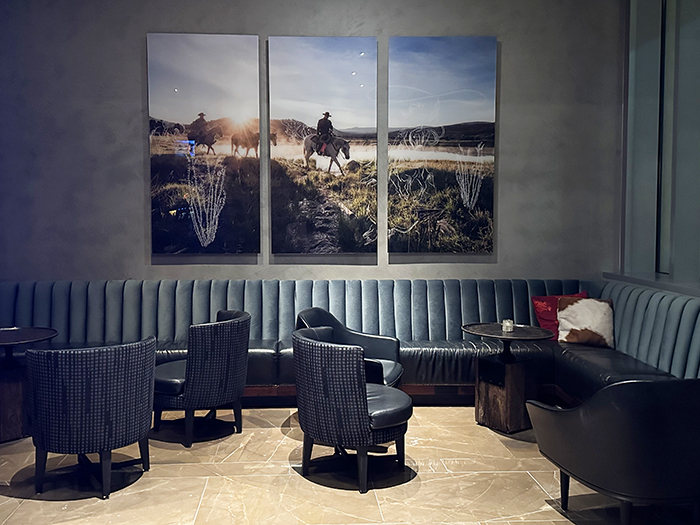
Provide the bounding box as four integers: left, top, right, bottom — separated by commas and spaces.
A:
184, 409, 195, 448
560, 470, 570, 511
302, 434, 313, 476
35, 448, 47, 494
153, 408, 162, 431
99, 450, 112, 499
395, 436, 405, 468
233, 399, 242, 433
620, 500, 632, 525
138, 437, 150, 471
357, 446, 369, 494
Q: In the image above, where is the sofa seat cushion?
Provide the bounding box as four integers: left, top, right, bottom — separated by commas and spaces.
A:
553, 344, 676, 401
157, 339, 278, 386
399, 340, 493, 385
154, 359, 186, 395
366, 383, 413, 430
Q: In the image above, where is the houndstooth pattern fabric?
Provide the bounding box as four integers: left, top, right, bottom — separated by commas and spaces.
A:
26, 336, 156, 455
154, 312, 250, 410
293, 330, 407, 448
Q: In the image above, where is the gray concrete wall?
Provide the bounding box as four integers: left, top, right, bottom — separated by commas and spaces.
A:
0, 0, 626, 282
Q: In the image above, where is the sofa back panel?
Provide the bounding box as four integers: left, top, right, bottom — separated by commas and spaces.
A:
210, 280, 229, 321
278, 280, 295, 341
123, 280, 143, 343
262, 279, 282, 340
192, 280, 212, 325
511, 280, 532, 325
614, 286, 646, 357
312, 280, 330, 311
50, 281, 71, 344
653, 296, 690, 373
646, 294, 676, 369
294, 280, 313, 320
378, 280, 397, 338
411, 280, 430, 340
0, 282, 18, 326
393, 280, 412, 341
105, 280, 126, 343
68, 281, 88, 343
142, 280, 159, 341
16, 282, 36, 327
444, 280, 465, 340
328, 280, 347, 325
175, 280, 195, 344
684, 318, 700, 378
427, 280, 447, 341
242, 280, 262, 339
225, 280, 246, 312
625, 289, 656, 358
156, 280, 177, 344
477, 280, 497, 323
669, 299, 700, 378
459, 280, 481, 339
33, 282, 54, 329
86, 281, 107, 343
495, 280, 515, 323
361, 280, 380, 335
345, 280, 362, 332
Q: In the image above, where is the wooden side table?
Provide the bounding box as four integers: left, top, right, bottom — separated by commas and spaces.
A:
0, 327, 58, 442
462, 322, 553, 434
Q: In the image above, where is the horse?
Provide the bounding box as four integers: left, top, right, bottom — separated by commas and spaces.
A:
187, 126, 222, 154
231, 132, 277, 158
303, 135, 350, 175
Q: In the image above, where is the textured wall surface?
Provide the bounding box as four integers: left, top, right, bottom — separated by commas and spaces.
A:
0, 0, 625, 282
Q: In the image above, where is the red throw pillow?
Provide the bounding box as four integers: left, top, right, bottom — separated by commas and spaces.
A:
531, 291, 589, 339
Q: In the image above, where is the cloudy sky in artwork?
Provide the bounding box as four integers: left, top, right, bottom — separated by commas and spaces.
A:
268, 37, 377, 131
389, 36, 497, 129
147, 33, 259, 126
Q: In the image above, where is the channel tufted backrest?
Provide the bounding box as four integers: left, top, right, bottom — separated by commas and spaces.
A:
0, 279, 599, 348
599, 282, 700, 379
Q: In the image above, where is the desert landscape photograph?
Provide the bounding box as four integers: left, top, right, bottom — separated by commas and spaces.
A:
268, 36, 378, 254
388, 36, 497, 254
147, 33, 261, 254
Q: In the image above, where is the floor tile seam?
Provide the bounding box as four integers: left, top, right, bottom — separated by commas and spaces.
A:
191, 476, 208, 525
0, 497, 22, 525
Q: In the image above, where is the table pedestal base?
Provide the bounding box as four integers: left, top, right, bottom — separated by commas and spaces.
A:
475, 354, 537, 434
0, 358, 27, 443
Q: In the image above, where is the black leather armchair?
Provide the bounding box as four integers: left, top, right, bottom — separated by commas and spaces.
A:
153, 311, 250, 447
526, 379, 700, 524
292, 327, 413, 493
26, 336, 157, 499
296, 307, 403, 387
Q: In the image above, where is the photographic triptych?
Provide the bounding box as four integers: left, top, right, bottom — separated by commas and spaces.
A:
147, 34, 496, 257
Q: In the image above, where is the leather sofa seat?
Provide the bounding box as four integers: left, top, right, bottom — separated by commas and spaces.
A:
553, 344, 676, 401
154, 359, 186, 395
367, 383, 413, 429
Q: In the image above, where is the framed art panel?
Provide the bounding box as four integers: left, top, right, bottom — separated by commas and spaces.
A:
148, 33, 260, 254
388, 36, 497, 254
269, 36, 377, 254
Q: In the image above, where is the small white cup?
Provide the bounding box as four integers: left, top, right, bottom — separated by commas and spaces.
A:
502, 319, 514, 332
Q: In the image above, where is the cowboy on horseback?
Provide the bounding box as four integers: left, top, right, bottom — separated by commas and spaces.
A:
316, 112, 334, 155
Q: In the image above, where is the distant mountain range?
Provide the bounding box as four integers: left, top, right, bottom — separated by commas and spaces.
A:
150, 116, 494, 148
271, 119, 494, 147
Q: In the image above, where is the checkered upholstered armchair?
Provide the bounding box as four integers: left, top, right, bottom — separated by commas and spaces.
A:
292, 327, 413, 493
153, 311, 250, 447
25, 336, 157, 499
296, 307, 403, 387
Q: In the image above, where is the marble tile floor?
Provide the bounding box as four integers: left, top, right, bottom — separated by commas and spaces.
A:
0, 406, 695, 525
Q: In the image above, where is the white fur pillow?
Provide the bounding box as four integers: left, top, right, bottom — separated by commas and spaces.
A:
557, 297, 614, 348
